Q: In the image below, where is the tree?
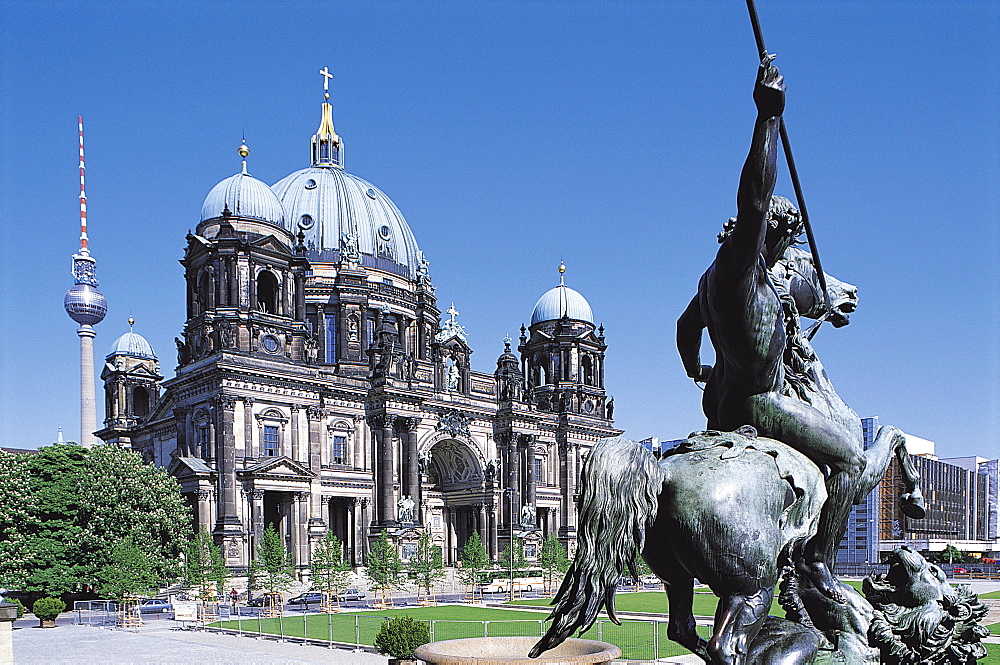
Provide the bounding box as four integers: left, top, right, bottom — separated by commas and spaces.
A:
76, 444, 190, 587
499, 539, 527, 575
929, 544, 968, 565
456, 531, 490, 594
3, 444, 191, 596
183, 529, 216, 600
538, 534, 570, 593
96, 539, 160, 599
0, 451, 34, 590
311, 531, 351, 598
408, 531, 445, 599
251, 524, 295, 596
366, 531, 403, 605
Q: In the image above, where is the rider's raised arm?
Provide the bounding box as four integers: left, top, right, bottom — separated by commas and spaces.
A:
677, 294, 711, 381
722, 55, 785, 270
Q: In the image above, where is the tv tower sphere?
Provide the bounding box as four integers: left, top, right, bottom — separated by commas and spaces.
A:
65, 279, 107, 325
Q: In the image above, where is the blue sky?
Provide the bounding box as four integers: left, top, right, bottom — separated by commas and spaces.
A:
0, 1, 996, 458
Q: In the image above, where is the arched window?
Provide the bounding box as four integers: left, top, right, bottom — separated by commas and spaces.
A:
132, 386, 150, 417
581, 355, 594, 386
197, 272, 211, 315
256, 270, 280, 314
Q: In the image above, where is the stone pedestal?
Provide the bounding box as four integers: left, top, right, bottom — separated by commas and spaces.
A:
0, 602, 18, 664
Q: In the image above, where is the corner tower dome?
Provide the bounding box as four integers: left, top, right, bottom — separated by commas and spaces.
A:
530, 263, 594, 325
107, 328, 156, 361
270, 88, 422, 277
201, 144, 286, 225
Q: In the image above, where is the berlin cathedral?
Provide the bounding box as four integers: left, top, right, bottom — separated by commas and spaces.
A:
95, 81, 618, 575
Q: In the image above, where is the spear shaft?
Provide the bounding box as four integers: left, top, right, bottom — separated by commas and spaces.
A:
745, 0, 832, 314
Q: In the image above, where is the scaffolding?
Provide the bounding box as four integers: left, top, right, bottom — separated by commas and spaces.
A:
116, 597, 141, 628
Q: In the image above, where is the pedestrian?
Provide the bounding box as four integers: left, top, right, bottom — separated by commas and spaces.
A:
229, 588, 238, 606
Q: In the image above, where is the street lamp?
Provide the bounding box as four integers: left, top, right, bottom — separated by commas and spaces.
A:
503, 488, 517, 602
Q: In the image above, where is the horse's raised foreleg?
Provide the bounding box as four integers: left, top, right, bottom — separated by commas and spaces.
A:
708, 585, 774, 665
858, 425, 925, 518
663, 577, 710, 661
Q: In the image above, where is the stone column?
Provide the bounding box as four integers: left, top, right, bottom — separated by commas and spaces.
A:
290, 405, 301, 462
523, 435, 537, 512
316, 304, 327, 364
478, 503, 488, 543
352, 415, 364, 470
293, 491, 310, 570
174, 406, 190, 457
504, 434, 520, 527
347, 498, 360, 566
0, 602, 17, 663
400, 417, 421, 520
488, 503, 498, 560
212, 394, 243, 537
196, 489, 213, 532
249, 489, 265, 564
307, 406, 324, 473
242, 397, 255, 458
368, 414, 396, 524
359, 498, 371, 563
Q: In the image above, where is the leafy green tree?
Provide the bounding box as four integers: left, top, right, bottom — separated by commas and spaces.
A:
456, 530, 490, 590
499, 539, 527, 576
408, 531, 445, 598
374, 615, 431, 660
96, 539, 160, 599
183, 529, 215, 600
0, 451, 34, 590
929, 544, 968, 565
77, 444, 190, 587
4, 444, 190, 596
366, 531, 403, 604
251, 524, 295, 596
538, 534, 570, 593
311, 531, 351, 597
18, 445, 90, 595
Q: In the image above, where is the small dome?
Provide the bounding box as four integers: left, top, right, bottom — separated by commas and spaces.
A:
108, 331, 157, 361
271, 167, 421, 276
201, 172, 285, 225
530, 285, 594, 326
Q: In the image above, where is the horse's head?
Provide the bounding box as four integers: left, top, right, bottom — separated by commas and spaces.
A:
777, 247, 858, 326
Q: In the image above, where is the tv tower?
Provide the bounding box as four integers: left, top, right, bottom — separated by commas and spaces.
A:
63, 116, 107, 447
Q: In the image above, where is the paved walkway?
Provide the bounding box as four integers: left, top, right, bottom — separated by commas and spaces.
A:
11, 621, 388, 664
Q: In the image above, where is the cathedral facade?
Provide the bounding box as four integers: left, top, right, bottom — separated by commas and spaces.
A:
96, 93, 618, 575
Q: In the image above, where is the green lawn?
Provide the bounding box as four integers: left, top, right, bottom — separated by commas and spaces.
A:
980, 589, 1000, 599
211, 591, 998, 664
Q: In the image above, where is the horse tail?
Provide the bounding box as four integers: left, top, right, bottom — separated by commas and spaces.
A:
530, 436, 663, 658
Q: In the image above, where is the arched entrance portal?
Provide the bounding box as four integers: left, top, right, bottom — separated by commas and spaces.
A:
423, 438, 492, 564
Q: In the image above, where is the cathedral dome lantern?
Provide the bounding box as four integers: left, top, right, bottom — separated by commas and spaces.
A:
270, 71, 424, 278
108, 330, 157, 361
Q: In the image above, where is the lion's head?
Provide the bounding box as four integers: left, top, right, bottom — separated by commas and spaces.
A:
864, 547, 989, 663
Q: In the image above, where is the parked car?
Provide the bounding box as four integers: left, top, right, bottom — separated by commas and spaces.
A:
953, 567, 968, 574
139, 599, 173, 613
287, 592, 324, 606
335, 589, 366, 601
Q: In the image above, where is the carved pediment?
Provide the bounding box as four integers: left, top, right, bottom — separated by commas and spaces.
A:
239, 456, 315, 480
250, 235, 292, 255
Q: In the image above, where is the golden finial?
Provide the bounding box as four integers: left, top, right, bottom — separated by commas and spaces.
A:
238, 142, 250, 158
558, 261, 566, 285
128, 316, 135, 330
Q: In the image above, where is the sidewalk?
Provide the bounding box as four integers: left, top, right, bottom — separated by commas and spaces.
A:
11, 621, 388, 664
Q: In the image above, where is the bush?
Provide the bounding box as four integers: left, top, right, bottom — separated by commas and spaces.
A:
31, 596, 66, 621
373, 615, 431, 660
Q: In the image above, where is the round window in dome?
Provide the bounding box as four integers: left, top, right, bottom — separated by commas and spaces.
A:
299, 214, 314, 229
305, 179, 317, 190
366, 188, 377, 199
261, 334, 280, 354
378, 225, 392, 240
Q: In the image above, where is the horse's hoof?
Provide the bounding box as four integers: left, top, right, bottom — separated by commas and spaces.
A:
900, 493, 926, 519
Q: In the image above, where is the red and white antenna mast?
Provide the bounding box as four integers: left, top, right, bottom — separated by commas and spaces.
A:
78, 115, 89, 254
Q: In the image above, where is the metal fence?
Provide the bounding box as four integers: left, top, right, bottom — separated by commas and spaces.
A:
197, 613, 672, 662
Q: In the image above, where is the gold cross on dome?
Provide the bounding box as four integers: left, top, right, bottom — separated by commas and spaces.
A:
319, 66, 334, 99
